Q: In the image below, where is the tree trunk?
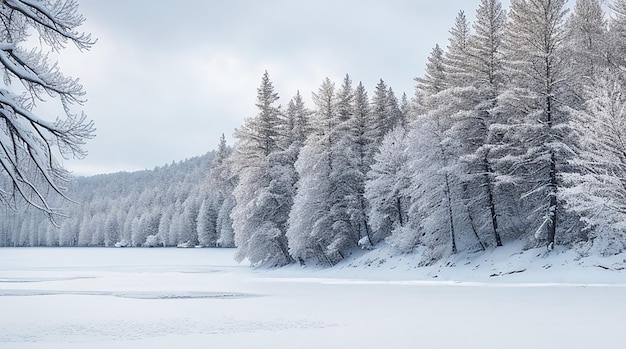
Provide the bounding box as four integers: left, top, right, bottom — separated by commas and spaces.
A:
275, 235, 294, 265
547, 151, 558, 250
396, 197, 404, 227
444, 173, 457, 254
360, 196, 374, 246
546, 69, 557, 250
463, 184, 486, 251
483, 156, 502, 247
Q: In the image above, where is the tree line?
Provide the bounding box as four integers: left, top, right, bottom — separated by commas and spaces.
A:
4, 0, 626, 266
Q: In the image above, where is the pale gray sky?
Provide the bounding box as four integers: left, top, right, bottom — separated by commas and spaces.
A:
53, 0, 510, 175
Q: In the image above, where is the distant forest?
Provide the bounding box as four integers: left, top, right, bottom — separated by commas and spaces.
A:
3, 0, 626, 267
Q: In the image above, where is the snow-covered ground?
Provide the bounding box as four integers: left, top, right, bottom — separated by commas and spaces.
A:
1, 246, 625, 349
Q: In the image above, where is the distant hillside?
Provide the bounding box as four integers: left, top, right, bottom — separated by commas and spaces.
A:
0, 152, 222, 247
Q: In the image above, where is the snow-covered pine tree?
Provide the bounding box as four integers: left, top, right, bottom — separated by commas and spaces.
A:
498, 0, 572, 249
196, 198, 217, 247
453, 0, 509, 248
565, 0, 609, 104
284, 91, 312, 147
366, 79, 392, 162
157, 206, 173, 246
178, 196, 200, 246
405, 43, 465, 260
288, 78, 337, 264
414, 44, 447, 101
288, 77, 362, 264
365, 127, 412, 248
103, 211, 120, 247
208, 134, 236, 247
608, 0, 626, 71
350, 82, 376, 247
561, 72, 626, 255
330, 75, 371, 250
386, 87, 404, 130
352, 82, 373, 169
440, 9, 493, 251
400, 92, 411, 126
444, 11, 472, 87
231, 71, 293, 266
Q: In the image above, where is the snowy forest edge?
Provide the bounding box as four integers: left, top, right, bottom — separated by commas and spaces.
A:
4, 0, 626, 270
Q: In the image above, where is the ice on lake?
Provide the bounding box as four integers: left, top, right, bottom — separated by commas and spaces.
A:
1, 247, 625, 349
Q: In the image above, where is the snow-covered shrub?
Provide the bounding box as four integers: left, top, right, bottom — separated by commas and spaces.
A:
385, 226, 420, 254
143, 235, 161, 248
114, 239, 129, 248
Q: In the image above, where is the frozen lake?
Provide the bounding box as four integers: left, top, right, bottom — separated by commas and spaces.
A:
1, 248, 625, 348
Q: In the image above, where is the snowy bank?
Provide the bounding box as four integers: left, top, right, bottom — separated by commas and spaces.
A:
271, 242, 626, 286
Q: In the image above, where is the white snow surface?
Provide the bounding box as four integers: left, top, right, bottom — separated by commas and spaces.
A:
1, 245, 625, 348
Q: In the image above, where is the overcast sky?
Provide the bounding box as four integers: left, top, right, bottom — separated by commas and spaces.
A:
53, 0, 511, 176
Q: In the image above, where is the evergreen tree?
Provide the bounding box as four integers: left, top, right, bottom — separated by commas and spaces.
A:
565, 0, 609, 103
231, 71, 293, 266
444, 11, 473, 87
332, 75, 370, 249
197, 198, 217, 247
453, 0, 509, 248
288, 78, 361, 264
562, 72, 626, 255
400, 92, 411, 127
209, 134, 236, 247
288, 78, 337, 264
350, 82, 375, 246
499, 0, 571, 249
608, 0, 626, 70
386, 87, 404, 130
336, 74, 355, 124
405, 43, 465, 259
414, 44, 446, 101
179, 196, 200, 246
367, 79, 392, 161
284, 91, 312, 146
365, 127, 411, 246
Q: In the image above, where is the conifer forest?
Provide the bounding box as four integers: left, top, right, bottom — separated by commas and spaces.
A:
3, 0, 626, 267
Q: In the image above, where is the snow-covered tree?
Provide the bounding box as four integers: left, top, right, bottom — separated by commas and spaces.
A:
387, 87, 405, 130
288, 78, 337, 264
367, 79, 392, 159
0, 0, 95, 219
284, 91, 311, 146
414, 44, 446, 101
104, 210, 120, 247
451, 0, 509, 248
157, 206, 173, 246
350, 81, 375, 246
562, 72, 626, 255
406, 42, 468, 260
608, 0, 626, 70
365, 127, 411, 246
399, 92, 411, 126
196, 198, 217, 247
330, 75, 371, 249
288, 77, 361, 264
178, 196, 200, 246
209, 134, 236, 248
498, 0, 572, 249
231, 71, 293, 266
352, 82, 373, 168
444, 11, 472, 87
565, 0, 609, 103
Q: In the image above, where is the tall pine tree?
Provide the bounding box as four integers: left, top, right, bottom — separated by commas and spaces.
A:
231, 71, 293, 266
499, 0, 571, 249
